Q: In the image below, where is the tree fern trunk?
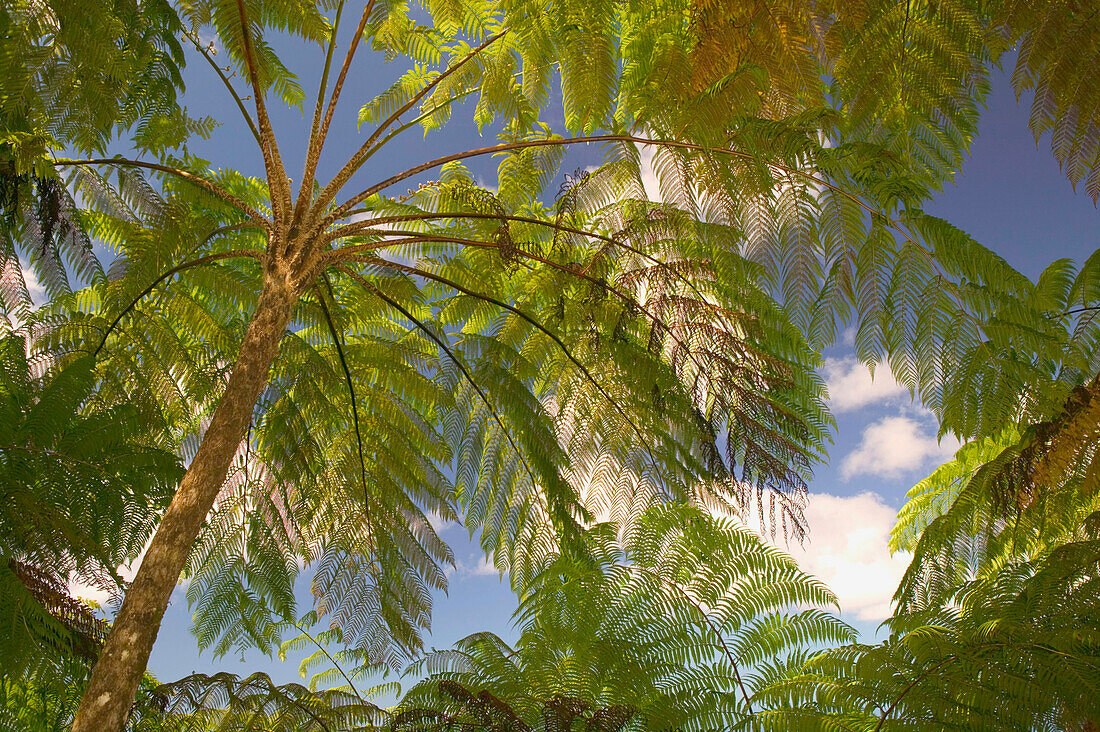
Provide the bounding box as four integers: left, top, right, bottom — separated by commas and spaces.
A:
70, 276, 296, 732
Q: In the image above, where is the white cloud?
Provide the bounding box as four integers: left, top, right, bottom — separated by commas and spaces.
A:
19, 265, 44, 305
67, 559, 140, 610
841, 414, 959, 480
67, 578, 113, 609
447, 552, 503, 580
786, 492, 911, 621
823, 357, 909, 412
637, 143, 660, 202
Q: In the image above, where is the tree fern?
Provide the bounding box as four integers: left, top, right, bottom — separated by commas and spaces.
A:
6, 1, 1086, 727
753, 367, 1100, 731
0, 657, 167, 732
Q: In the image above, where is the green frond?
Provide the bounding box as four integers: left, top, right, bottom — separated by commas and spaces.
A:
391, 504, 854, 730
0, 333, 181, 674
1002, 0, 1100, 201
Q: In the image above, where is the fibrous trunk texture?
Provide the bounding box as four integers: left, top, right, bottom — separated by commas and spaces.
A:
71, 277, 295, 732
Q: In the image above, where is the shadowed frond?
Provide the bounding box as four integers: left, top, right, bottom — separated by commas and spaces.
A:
153, 671, 386, 730
0, 333, 182, 673
752, 363, 1100, 731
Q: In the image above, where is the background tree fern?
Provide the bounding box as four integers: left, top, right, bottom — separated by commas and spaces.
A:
750, 354, 1100, 730
390, 504, 852, 730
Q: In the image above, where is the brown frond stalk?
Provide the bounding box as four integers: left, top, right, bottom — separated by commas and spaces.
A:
315, 30, 508, 214
234, 0, 291, 227
297, 0, 376, 220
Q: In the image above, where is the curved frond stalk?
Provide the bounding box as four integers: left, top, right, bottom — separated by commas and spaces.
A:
310, 278, 369, 508
153, 671, 386, 730
53, 158, 270, 229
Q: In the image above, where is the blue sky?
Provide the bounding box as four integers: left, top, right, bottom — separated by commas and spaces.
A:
69, 30, 1100, 689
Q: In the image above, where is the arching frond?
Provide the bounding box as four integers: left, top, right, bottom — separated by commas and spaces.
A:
153, 671, 386, 731
393, 504, 853, 731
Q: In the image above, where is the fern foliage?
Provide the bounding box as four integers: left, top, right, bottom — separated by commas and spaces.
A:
1000, 0, 1100, 201
176, 0, 333, 108
0, 658, 167, 732
143, 505, 850, 729
751, 371, 1100, 731
6, 0, 1099, 722
0, 161, 114, 330
0, 0, 201, 171
391, 504, 853, 730
359, 162, 833, 589
0, 333, 182, 672
152, 672, 386, 731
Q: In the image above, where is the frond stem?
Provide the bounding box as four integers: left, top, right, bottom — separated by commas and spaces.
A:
626, 564, 754, 713
311, 276, 370, 510
872, 655, 957, 731
340, 87, 480, 170
53, 158, 269, 228
295, 0, 347, 222
181, 27, 263, 147
316, 31, 507, 214
290, 620, 365, 703
239, 676, 335, 732
1054, 305, 1100, 318
332, 263, 542, 492
300, 0, 377, 209
234, 0, 291, 225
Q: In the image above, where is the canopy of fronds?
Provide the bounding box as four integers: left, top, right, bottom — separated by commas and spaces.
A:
0, 658, 166, 732
748, 356, 1100, 730
0, 0, 211, 172
392, 504, 852, 730
142, 504, 851, 730
2, 0, 1100, 720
